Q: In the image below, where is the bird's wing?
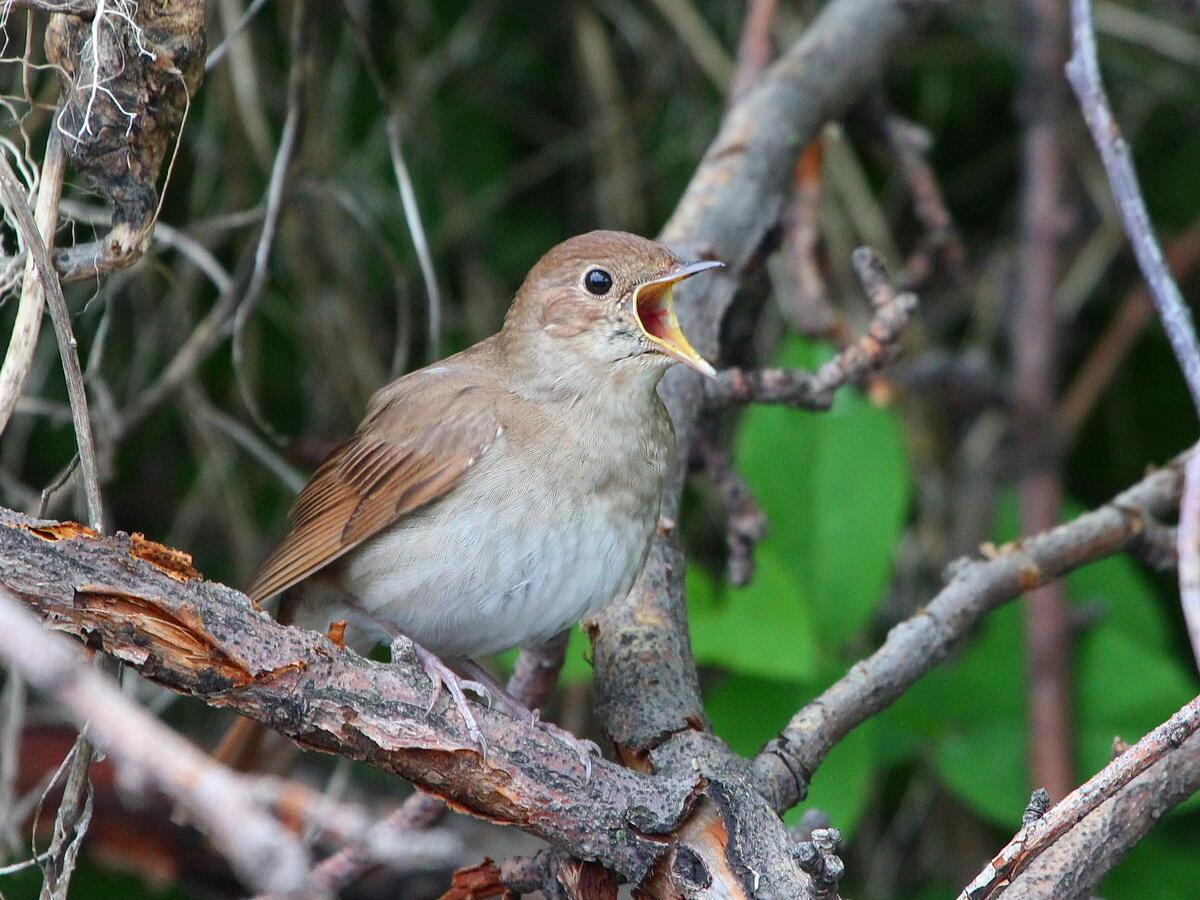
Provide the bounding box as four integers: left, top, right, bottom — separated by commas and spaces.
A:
248, 365, 503, 604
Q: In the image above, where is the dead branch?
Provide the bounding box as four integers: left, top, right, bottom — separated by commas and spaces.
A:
1066, 0, 1200, 411
694, 424, 767, 587
0, 512, 708, 889
302, 632, 572, 894
753, 452, 1188, 813
0, 133, 65, 436
1067, 0, 1200, 679
1001, 729, 1200, 898
959, 691, 1200, 899
0, 585, 462, 893
1014, 0, 1073, 802
1, 1, 94, 13
729, 0, 777, 101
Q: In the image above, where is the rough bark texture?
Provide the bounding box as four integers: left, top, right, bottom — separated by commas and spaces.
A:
1002, 731, 1200, 898
0, 513, 701, 886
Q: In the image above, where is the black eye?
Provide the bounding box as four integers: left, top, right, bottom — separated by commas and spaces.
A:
584, 268, 613, 296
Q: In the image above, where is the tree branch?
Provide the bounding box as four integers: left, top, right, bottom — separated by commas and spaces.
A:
959, 691, 1200, 899
0, 585, 462, 893
0, 513, 704, 887
753, 451, 1189, 813
1001, 729, 1200, 897
704, 246, 916, 410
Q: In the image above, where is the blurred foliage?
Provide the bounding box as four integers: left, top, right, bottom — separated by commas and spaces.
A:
0, 0, 1199, 897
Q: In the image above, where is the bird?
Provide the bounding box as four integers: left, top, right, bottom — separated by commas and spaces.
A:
234, 230, 722, 769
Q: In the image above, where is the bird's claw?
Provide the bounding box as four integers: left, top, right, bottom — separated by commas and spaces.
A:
394, 638, 490, 756
531, 710, 600, 782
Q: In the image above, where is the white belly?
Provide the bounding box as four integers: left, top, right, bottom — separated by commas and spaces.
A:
295, 429, 665, 659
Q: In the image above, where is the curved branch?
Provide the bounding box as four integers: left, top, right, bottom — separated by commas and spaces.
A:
753, 452, 1189, 813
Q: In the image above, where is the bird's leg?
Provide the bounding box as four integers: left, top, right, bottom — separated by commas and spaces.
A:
406, 640, 490, 753
457, 657, 601, 781
381, 630, 492, 753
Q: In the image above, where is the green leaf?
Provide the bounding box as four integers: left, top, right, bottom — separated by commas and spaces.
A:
1101, 828, 1200, 899
733, 337, 910, 647
933, 720, 1028, 827
690, 550, 820, 681
1076, 627, 1196, 780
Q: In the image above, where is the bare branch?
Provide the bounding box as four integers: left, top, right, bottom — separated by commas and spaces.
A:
0, 133, 65, 436
1067, 0, 1200, 680
0, 1, 95, 13
959, 691, 1200, 899
0, 134, 102, 531
0, 586, 462, 892
302, 632, 572, 894
1002, 730, 1200, 897
753, 452, 1188, 813
704, 247, 917, 410
1066, 0, 1200, 413
0, 513, 707, 888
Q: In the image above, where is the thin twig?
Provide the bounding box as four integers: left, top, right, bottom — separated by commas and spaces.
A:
694, 424, 767, 586
1066, 0, 1200, 412
0, 146, 102, 530
0, 132, 65, 436
204, 0, 269, 72
1015, 0, 1073, 801
230, 0, 309, 440
341, 0, 444, 362
1067, 0, 1200, 676
706, 247, 917, 409
729, 0, 778, 101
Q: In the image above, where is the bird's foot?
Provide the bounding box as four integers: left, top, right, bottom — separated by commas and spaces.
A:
391, 637, 491, 753
530, 708, 601, 782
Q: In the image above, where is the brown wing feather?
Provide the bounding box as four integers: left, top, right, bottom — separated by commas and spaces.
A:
248, 366, 501, 603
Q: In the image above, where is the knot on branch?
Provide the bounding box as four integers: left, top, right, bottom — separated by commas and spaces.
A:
793, 827, 844, 899
1021, 787, 1051, 826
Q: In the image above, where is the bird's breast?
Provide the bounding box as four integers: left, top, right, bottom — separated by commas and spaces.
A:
329, 392, 673, 658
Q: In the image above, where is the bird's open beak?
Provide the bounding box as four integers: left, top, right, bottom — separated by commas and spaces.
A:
632, 259, 724, 377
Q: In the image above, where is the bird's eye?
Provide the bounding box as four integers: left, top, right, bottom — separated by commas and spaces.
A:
584, 268, 614, 296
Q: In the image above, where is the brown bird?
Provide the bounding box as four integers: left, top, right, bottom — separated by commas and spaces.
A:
244, 230, 721, 763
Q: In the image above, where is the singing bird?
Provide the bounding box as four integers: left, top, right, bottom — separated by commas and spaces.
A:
246, 230, 722, 759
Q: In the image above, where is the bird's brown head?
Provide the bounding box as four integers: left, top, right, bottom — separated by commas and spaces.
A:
500, 231, 722, 392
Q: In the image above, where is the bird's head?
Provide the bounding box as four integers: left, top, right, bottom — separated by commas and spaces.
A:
500, 231, 722, 393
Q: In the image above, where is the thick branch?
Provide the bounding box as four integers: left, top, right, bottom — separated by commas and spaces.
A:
0, 513, 701, 886
753, 452, 1188, 813
0, 587, 462, 893
588, 1, 942, 891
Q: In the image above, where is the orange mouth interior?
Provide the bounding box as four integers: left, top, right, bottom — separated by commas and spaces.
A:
632, 278, 715, 376
636, 281, 674, 342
